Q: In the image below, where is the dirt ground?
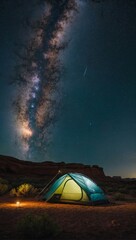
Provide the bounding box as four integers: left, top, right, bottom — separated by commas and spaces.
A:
0, 197, 136, 240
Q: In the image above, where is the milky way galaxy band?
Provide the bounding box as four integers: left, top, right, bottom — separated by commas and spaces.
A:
12, 0, 79, 160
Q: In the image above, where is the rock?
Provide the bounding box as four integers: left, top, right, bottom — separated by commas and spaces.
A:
0, 155, 107, 182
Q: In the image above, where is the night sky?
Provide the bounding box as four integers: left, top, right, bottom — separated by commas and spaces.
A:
0, 0, 136, 178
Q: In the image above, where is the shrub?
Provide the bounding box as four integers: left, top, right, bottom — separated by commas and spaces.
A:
17, 213, 60, 239
10, 188, 18, 197
129, 189, 136, 197
10, 183, 38, 197
0, 183, 8, 196
118, 187, 128, 194
105, 186, 114, 193
113, 192, 126, 201
0, 177, 8, 184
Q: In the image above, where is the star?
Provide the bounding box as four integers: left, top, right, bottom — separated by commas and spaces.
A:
32, 92, 36, 98
31, 104, 35, 108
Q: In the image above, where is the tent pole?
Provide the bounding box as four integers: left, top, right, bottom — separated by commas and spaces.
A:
36, 170, 62, 198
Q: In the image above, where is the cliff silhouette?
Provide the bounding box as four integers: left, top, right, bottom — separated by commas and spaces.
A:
0, 155, 107, 182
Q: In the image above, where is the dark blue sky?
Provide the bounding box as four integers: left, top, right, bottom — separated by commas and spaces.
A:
0, 0, 136, 177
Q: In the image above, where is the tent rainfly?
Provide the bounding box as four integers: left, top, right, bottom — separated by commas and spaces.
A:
43, 173, 108, 205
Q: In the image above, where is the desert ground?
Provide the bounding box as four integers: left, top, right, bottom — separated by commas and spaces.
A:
0, 197, 136, 240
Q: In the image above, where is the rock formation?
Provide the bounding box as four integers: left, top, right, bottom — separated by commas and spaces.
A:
0, 155, 107, 182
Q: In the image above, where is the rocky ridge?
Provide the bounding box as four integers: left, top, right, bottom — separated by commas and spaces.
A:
0, 155, 107, 182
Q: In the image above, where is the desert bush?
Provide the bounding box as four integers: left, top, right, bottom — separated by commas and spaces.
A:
129, 189, 136, 197
113, 192, 126, 201
17, 213, 60, 239
118, 187, 128, 194
104, 186, 114, 193
0, 183, 8, 195
128, 184, 136, 191
10, 183, 38, 197
10, 188, 18, 197
0, 177, 8, 184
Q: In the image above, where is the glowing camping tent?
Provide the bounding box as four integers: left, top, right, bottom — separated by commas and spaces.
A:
43, 173, 108, 205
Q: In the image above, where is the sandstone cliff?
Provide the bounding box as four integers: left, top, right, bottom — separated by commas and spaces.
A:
0, 155, 107, 182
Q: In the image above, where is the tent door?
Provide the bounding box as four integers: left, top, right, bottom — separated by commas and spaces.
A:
61, 179, 82, 201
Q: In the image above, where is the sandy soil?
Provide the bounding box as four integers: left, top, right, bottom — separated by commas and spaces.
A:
0, 197, 136, 240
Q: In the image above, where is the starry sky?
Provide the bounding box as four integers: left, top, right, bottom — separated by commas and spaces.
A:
0, 0, 136, 178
